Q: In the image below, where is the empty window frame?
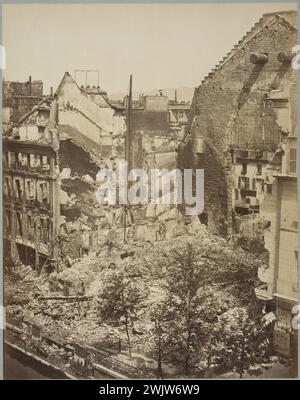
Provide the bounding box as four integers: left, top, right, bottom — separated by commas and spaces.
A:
39, 182, 49, 203
26, 180, 36, 202
15, 179, 23, 201
241, 163, 247, 175
16, 212, 23, 237
257, 164, 262, 175
9, 152, 16, 169
235, 189, 239, 200
4, 177, 12, 199
27, 214, 33, 239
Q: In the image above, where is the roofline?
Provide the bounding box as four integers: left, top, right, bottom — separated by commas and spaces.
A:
198, 14, 296, 87
55, 71, 119, 111
263, 10, 297, 17
15, 98, 51, 127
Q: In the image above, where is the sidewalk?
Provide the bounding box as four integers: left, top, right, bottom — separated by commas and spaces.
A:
218, 362, 296, 379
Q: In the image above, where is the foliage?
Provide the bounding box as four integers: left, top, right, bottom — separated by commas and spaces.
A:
212, 307, 272, 378
157, 243, 219, 376
148, 302, 172, 379
98, 271, 144, 357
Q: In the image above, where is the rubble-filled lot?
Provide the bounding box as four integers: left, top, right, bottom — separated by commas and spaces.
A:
5, 224, 266, 377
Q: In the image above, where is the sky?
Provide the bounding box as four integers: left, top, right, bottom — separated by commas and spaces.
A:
2, 2, 297, 96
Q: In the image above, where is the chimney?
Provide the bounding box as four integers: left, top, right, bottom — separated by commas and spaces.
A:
49, 96, 59, 129
250, 53, 268, 64
50, 86, 53, 97
175, 90, 178, 103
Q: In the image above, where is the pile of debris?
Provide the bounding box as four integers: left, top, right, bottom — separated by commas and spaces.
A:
5, 220, 265, 360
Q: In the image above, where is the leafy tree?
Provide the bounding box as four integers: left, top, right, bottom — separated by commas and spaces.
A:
148, 301, 178, 379
213, 307, 272, 378
161, 242, 217, 376
98, 271, 143, 358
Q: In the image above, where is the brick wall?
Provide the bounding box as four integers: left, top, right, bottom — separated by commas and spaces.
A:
180, 14, 297, 236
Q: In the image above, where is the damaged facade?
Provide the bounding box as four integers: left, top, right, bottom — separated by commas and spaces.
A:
3, 98, 60, 272
2, 76, 44, 133
3, 72, 190, 270
168, 92, 191, 138
54, 76, 188, 257
3, 71, 128, 269
180, 11, 297, 236
116, 92, 190, 170
57, 72, 126, 160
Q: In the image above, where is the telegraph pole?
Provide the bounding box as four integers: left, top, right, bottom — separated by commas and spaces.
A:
127, 74, 133, 172
124, 75, 133, 243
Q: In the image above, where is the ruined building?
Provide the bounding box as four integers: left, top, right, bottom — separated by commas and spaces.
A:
130, 94, 169, 136
180, 11, 297, 236
56, 72, 126, 160
124, 92, 190, 170
3, 71, 129, 268
3, 71, 197, 268
3, 98, 60, 271
2, 76, 43, 132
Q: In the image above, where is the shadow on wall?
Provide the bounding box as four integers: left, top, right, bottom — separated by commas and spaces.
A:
236, 64, 265, 110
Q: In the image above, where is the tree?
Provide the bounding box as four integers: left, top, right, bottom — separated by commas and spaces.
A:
213, 307, 272, 378
148, 300, 177, 379
162, 242, 217, 376
98, 271, 143, 358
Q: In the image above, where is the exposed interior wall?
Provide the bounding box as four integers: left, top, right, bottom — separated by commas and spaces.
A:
56, 72, 122, 135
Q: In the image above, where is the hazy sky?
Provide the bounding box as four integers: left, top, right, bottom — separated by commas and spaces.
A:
2, 3, 297, 95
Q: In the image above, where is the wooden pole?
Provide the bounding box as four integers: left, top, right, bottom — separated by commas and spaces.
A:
127, 75, 133, 173
123, 75, 133, 243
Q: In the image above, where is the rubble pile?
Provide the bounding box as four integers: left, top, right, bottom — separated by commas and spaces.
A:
6, 221, 264, 355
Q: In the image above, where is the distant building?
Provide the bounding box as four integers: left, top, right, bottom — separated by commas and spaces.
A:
168, 91, 190, 138
119, 91, 190, 138
129, 94, 169, 136
2, 76, 43, 131
117, 92, 189, 170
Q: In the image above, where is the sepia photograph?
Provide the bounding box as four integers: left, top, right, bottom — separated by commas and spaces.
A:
1, 1, 299, 381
